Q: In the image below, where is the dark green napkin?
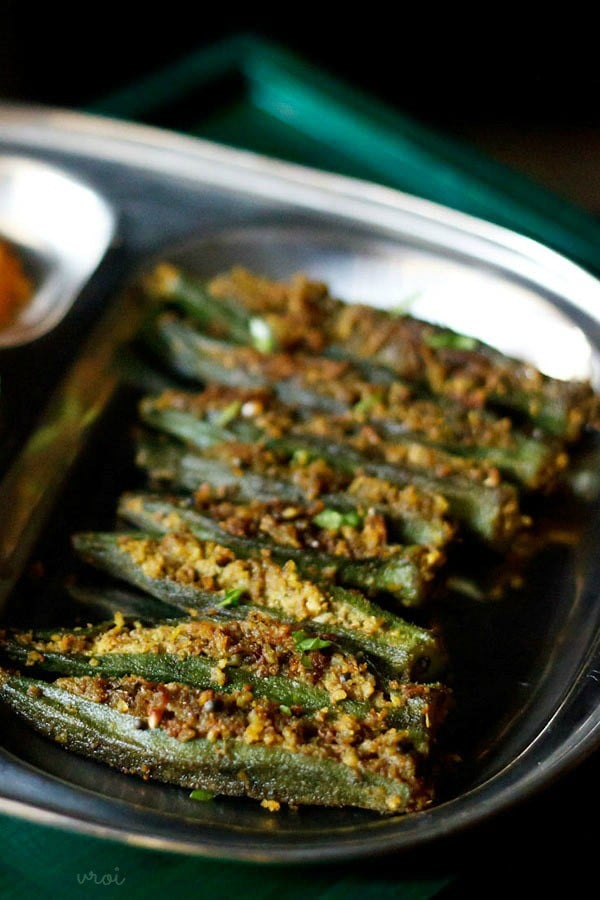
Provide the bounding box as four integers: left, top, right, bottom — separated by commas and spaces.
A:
0, 812, 451, 899
92, 34, 600, 276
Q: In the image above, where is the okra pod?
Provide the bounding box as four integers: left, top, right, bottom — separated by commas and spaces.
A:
0, 669, 437, 814
117, 492, 444, 607
67, 583, 185, 623
136, 433, 455, 549
143, 264, 598, 439
136, 419, 522, 548
143, 323, 568, 490
264, 434, 523, 549
71, 530, 446, 680
0, 616, 448, 746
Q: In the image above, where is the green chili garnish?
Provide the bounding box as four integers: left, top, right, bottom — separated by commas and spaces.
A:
352, 394, 381, 415
189, 789, 216, 801
218, 588, 246, 608
291, 448, 310, 466
292, 630, 333, 652
425, 331, 478, 351
312, 509, 362, 530
249, 318, 276, 353
216, 400, 242, 427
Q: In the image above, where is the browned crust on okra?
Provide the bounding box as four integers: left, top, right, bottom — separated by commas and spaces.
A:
116, 531, 383, 633
53, 672, 435, 791
13, 612, 380, 704
204, 268, 598, 439
149, 385, 535, 489
191, 495, 400, 560
329, 304, 594, 413
208, 267, 335, 353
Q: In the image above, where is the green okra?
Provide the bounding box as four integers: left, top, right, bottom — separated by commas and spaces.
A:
142, 265, 597, 439
71, 530, 446, 681
0, 669, 435, 814
117, 492, 444, 607
142, 264, 277, 352
142, 322, 568, 491
0, 619, 448, 746
137, 426, 520, 548
67, 583, 185, 623
135, 433, 454, 549
138, 387, 523, 548
264, 434, 523, 549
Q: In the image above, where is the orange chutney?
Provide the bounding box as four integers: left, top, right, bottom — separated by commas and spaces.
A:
0, 240, 32, 329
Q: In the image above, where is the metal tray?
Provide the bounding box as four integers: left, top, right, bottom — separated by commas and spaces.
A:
0, 103, 599, 863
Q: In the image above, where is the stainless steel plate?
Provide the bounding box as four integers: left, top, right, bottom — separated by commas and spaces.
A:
0, 104, 599, 862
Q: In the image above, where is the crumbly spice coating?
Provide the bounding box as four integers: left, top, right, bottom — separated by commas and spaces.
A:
18, 613, 379, 704
208, 267, 336, 353
54, 673, 433, 793
149, 382, 526, 499
201, 436, 521, 544
155, 384, 499, 485
161, 344, 568, 466
191, 494, 399, 560
329, 306, 598, 440
116, 532, 389, 639
203, 267, 598, 439
118, 531, 329, 617
293, 414, 502, 485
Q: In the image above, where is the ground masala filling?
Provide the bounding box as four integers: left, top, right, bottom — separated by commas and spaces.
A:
149, 383, 519, 487
16, 613, 382, 704
153, 344, 570, 471
210, 437, 522, 546
52, 672, 431, 792
116, 531, 394, 636
148, 382, 567, 493
201, 266, 596, 440
194, 497, 399, 561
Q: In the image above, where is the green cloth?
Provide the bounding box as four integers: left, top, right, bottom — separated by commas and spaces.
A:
0, 813, 451, 899
92, 34, 600, 276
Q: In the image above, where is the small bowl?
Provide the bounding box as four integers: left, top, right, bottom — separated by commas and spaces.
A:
0, 154, 115, 348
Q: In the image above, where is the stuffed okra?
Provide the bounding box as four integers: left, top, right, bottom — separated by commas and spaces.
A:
136, 432, 454, 549
0, 613, 450, 749
117, 491, 445, 607
0, 668, 441, 814
145, 320, 569, 492
136, 397, 523, 549
142, 263, 598, 440
71, 530, 446, 680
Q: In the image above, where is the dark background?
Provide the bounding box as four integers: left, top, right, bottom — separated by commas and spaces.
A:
1, 8, 598, 210
0, 7, 596, 125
